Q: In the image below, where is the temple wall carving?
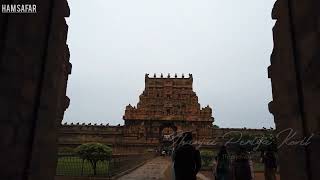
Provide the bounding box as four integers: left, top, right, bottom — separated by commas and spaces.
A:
269, 1, 320, 180
0, 0, 71, 179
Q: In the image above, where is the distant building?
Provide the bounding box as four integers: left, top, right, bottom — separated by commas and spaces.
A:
123, 73, 214, 141
58, 74, 267, 154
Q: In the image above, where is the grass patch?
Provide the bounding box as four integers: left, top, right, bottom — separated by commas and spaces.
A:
56, 156, 110, 176
253, 162, 264, 172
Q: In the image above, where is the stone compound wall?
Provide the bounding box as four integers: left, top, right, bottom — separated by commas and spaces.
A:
268, 0, 320, 180
58, 123, 268, 154
0, 0, 71, 180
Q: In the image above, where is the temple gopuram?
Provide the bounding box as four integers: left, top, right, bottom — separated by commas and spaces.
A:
123, 73, 213, 141
58, 74, 268, 154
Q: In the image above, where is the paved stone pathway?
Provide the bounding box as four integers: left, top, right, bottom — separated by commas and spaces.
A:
117, 156, 211, 180
196, 173, 211, 180
117, 157, 171, 180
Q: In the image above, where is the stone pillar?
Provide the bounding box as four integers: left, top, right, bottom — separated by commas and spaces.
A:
0, 0, 70, 180
269, 0, 320, 180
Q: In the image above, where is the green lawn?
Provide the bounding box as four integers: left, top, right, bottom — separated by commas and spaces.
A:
253, 162, 265, 172
56, 156, 110, 176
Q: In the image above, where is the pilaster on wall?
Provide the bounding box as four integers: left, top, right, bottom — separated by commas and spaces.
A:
0, 0, 71, 180
269, 0, 320, 180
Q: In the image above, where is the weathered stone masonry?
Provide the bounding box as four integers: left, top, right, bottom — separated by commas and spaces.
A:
268, 0, 320, 180
58, 74, 267, 153
58, 123, 268, 154
0, 0, 71, 180
123, 74, 214, 141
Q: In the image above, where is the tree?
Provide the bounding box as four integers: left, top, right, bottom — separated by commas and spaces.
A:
213, 125, 220, 128
75, 143, 112, 175
200, 150, 214, 167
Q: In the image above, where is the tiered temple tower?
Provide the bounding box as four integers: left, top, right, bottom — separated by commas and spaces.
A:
58, 73, 269, 153
123, 73, 214, 141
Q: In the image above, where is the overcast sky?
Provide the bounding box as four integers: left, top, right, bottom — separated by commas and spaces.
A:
63, 0, 276, 128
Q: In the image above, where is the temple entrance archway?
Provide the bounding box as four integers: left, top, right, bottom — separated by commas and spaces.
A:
159, 123, 177, 141
158, 123, 177, 155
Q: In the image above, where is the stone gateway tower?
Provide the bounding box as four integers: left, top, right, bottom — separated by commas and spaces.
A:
59, 74, 266, 154
123, 73, 214, 142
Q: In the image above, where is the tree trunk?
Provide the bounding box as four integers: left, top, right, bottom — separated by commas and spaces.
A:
90, 160, 97, 176
93, 162, 97, 175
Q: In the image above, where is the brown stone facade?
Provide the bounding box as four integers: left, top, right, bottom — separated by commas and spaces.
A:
124, 73, 213, 122
0, 1, 71, 179
268, 1, 320, 180
58, 74, 267, 154
58, 123, 267, 154
123, 74, 214, 141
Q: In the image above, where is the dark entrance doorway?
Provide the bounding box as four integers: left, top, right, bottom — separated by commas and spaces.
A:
159, 123, 177, 155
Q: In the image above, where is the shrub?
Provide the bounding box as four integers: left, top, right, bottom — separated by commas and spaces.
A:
200, 150, 214, 167
75, 143, 112, 175
213, 125, 220, 128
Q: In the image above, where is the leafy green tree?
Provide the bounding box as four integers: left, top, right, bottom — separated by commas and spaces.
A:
200, 150, 214, 167
213, 125, 220, 128
75, 143, 112, 175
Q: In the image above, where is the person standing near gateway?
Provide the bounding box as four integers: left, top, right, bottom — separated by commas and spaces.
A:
232, 147, 254, 180
261, 149, 277, 180
172, 132, 201, 180
215, 145, 231, 180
